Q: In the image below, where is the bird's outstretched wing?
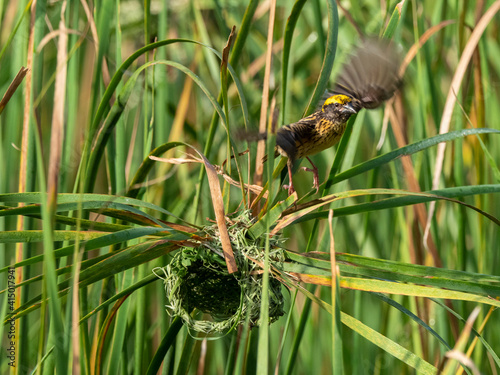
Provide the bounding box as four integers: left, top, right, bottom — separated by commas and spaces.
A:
324, 38, 402, 111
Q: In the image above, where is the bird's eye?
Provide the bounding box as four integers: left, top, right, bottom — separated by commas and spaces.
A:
335, 102, 340, 107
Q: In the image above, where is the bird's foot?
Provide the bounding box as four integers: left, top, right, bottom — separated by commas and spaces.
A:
284, 160, 296, 196
302, 165, 319, 194
283, 183, 295, 196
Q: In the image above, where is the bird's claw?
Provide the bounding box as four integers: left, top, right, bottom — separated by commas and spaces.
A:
283, 183, 295, 196
301, 166, 319, 194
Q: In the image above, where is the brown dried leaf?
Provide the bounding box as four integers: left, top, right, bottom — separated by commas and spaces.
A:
151, 147, 238, 273
0, 67, 28, 115
221, 25, 236, 70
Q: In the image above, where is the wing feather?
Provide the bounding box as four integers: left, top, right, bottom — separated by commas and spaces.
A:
275, 114, 318, 161
324, 38, 402, 110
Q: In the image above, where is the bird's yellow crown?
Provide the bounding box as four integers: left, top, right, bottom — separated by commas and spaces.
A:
322, 94, 352, 111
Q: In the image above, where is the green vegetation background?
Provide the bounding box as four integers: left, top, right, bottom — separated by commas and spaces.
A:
1, 0, 500, 374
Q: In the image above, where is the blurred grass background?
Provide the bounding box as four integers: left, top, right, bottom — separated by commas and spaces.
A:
1, 0, 500, 374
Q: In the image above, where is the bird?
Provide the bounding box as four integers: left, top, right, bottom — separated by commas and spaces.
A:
270, 38, 402, 195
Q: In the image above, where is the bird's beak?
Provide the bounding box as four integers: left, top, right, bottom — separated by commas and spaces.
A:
342, 102, 357, 114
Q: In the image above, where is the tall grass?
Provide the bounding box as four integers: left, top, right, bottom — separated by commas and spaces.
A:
1, 1, 500, 374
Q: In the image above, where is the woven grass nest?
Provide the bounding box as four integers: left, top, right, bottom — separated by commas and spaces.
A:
154, 211, 285, 334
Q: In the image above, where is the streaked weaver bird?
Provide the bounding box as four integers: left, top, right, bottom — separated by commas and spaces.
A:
269, 39, 402, 195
